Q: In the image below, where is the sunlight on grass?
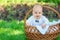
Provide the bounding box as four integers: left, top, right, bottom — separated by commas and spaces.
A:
0, 28, 24, 35
0, 20, 26, 40
10, 30, 24, 35
0, 20, 3, 22
17, 21, 20, 24
20, 20, 24, 23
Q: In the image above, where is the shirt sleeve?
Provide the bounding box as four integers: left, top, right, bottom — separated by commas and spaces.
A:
43, 16, 49, 25
26, 16, 33, 25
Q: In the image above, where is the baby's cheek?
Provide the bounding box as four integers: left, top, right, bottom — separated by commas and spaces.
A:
40, 14, 42, 16
33, 14, 37, 17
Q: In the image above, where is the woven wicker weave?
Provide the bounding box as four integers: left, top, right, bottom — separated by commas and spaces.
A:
24, 6, 60, 40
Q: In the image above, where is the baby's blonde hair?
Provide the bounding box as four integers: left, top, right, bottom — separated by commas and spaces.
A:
33, 4, 43, 10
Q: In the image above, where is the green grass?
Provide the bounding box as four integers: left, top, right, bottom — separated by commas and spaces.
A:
56, 34, 60, 40
0, 20, 27, 40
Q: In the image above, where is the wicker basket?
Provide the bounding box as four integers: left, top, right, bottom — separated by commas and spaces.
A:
24, 6, 60, 40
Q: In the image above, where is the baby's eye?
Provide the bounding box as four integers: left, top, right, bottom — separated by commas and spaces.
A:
39, 12, 41, 14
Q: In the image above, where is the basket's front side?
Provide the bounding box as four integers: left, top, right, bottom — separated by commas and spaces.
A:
24, 6, 60, 40
25, 24, 60, 40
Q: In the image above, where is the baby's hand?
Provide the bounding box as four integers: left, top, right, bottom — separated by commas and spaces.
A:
26, 22, 31, 26
42, 24, 46, 29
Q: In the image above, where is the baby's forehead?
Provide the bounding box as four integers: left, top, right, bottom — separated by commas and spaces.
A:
33, 5, 42, 11
33, 5, 42, 9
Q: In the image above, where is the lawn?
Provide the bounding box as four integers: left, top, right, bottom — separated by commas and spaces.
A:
0, 20, 27, 40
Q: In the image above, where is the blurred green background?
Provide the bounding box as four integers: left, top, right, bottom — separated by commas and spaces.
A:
0, 0, 60, 40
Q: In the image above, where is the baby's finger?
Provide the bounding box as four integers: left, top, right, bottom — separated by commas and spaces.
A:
54, 26, 58, 30
52, 28, 56, 31
49, 29, 54, 33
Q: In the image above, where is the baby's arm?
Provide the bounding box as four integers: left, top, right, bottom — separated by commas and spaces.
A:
26, 16, 33, 26
43, 16, 49, 25
26, 22, 31, 26
43, 16, 59, 33
42, 16, 49, 29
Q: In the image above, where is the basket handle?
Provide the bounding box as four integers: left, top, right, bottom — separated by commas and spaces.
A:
24, 6, 60, 27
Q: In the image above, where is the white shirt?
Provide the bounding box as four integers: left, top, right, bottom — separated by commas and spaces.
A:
26, 15, 49, 35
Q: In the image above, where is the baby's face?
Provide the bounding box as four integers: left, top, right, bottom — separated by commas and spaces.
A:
33, 6, 43, 19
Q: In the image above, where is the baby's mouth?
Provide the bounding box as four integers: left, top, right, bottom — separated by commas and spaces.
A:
36, 16, 39, 17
